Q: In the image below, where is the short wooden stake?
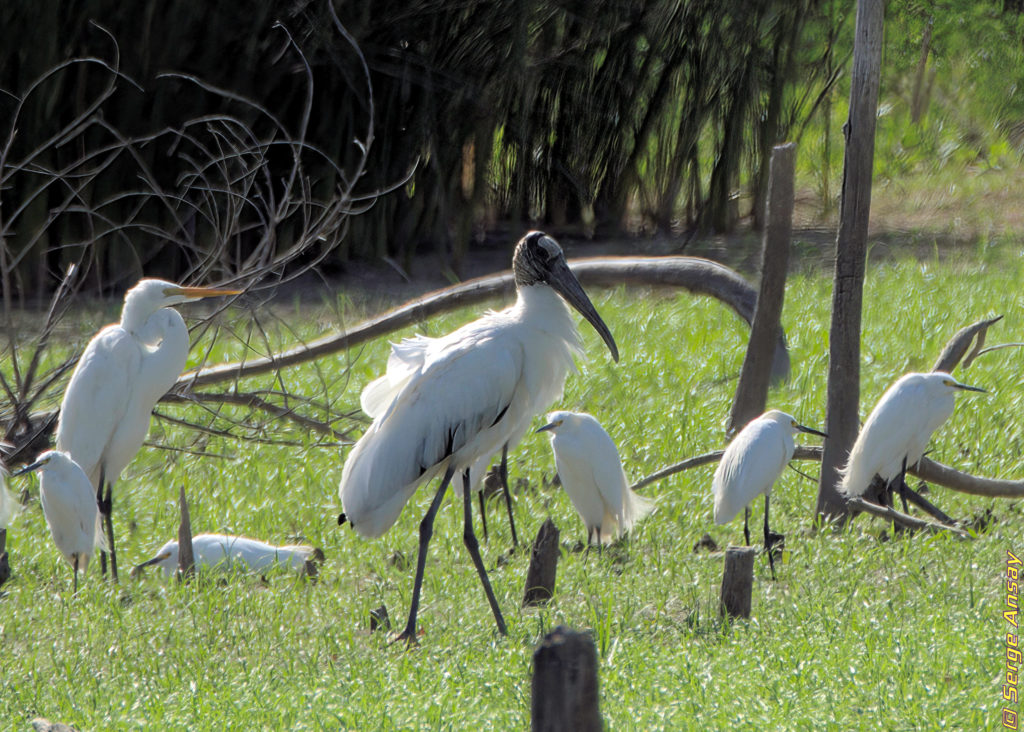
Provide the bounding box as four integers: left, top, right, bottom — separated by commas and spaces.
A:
177, 486, 194, 579
369, 604, 391, 632
523, 518, 560, 607
531, 626, 601, 732
719, 546, 756, 619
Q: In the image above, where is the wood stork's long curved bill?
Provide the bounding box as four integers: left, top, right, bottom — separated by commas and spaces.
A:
547, 258, 618, 362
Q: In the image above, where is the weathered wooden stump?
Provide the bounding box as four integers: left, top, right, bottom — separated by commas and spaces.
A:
369, 604, 391, 632
523, 518, 560, 607
177, 486, 194, 580
719, 546, 756, 619
531, 626, 601, 732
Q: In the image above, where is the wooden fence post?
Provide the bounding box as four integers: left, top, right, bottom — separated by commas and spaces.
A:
177, 486, 194, 579
719, 546, 757, 619
523, 518, 560, 607
531, 626, 602, 732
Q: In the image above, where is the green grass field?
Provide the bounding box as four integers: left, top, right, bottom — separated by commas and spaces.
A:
3, 239, 1024, 730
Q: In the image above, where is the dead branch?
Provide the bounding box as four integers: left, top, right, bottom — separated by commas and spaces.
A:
931, 315, 1002, 372
844, 496, 969, 538
632, 443, 1024, 500
179, 256, 791, 389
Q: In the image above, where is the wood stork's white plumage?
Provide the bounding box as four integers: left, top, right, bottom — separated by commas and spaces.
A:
13, 450, 108, 592
362, 334, 521, 547
339, 231, 618, 642
130, 533, 324, 578
55, 278, 240, 582
537, 411, 653, 547
839, 371, 984, 515
712, 409, 826, 579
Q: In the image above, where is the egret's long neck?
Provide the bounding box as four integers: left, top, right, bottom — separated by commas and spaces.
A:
515, 284, 580, 346
137, 309, 191, 401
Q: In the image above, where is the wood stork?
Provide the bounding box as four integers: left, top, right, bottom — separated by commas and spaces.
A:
131, 533, 324, 578
712, 409, 826, 579
339, 231, 618, 642
839, 371, 984, 519
536, 411, 653, 549
55, 279, 241, 582
13, 450, 108, 592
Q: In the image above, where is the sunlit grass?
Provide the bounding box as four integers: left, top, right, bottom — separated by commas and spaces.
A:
3, 242, 1023, 729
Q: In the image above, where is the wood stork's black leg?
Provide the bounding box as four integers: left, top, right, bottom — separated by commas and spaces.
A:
743, 506, 751, 547
478, 491, 489, 543
498, 443, 519, 548
394, 465, 455, 645
460, 470, 507, 636
764, 495, 777, 581
73, 554, 79, 595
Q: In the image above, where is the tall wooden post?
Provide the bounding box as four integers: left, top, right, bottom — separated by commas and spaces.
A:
177, 486, 195, 578
728, 143, 797, 436
817, 0, 885, 519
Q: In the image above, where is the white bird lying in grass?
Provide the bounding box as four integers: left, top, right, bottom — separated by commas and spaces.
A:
840, 371, 984, 520
12, 450, 108, 592
712, 409, 826, 580
537, 411, 653, 547
131, 533, 325, 578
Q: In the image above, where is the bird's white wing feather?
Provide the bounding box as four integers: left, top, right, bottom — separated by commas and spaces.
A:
341, 316, 524, 538
840, 377, 929, 495
360, 335, 435, 418
712, 419, 788, 524
0, 478, 20, 528
55, 326, 141, 487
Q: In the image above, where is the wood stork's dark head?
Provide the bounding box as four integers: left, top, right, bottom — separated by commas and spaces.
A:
513, 231, 619, 362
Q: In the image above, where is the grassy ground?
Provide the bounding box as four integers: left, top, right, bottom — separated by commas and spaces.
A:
3, 228, 1024, 729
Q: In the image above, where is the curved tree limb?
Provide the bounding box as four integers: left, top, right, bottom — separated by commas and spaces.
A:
932, 315, 1002, 373
632, 443, 1024, 499
179, 255, 791, 390
844, 496, 969, 538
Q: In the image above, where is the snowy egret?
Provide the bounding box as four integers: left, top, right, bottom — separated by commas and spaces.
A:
56, 278, 241, 581
130, 533, 324, 578
0, 471, 19, 530
536, 411, 653, 548
840, 371, 984, 516
13, 450, 107, 592
712, 409, 826, 579
339, 231, 618, 643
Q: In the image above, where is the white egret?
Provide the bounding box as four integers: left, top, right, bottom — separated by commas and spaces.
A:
339, 231, 618, 643
55, 278, 241, 582
840, 371, 984, 517
130, 533, 324, 578
712, 409, 826, 579
13, 450, 108, 592
536, 411, 653, 549
0, 471, 20, 530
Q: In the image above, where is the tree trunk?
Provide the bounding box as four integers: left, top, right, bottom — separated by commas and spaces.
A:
816, 0, 885, 520
910, 17, 934, 125
728, 143, 796, 435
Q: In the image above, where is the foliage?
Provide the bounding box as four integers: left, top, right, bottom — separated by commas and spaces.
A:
1, 242, 1022, 728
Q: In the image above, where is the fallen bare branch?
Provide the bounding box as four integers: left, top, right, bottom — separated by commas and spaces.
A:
931, 315, 1002, 373
632, 443, 1024, 500
844, 496, 969, 538
180, 256, 791, 389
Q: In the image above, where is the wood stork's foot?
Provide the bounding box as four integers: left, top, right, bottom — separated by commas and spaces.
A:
389, 627, 420, 647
